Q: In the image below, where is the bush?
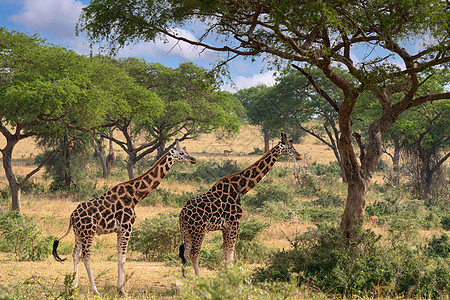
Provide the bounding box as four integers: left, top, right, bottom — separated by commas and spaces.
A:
312, 193, 344, 208
254, 224, 449, 298
0, 211, 54, 261
310, 162, 341, 176
236, 219, 271, 263
179, 266, 303, 300
140, 188, 197, 207
129, 213, 181, 261
243, 181, 295, 209
441, 215, 450, 231
295, 173, 321, 197
427, 233, 449, 258
174, 160, 241, 183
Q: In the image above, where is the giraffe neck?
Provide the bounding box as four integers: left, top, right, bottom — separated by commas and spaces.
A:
238, 144, 281, 195
125, 152, 174, 202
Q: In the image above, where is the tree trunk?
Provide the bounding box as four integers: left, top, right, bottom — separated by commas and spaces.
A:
420, 156, 433, 200
93, 140, 108, 178
127, 154, 136, 179
263, 130, 270, 153
1, 140, 21, 211
392, 139, 400, 173
156, 138, 166, 159
63, 148, 72, 190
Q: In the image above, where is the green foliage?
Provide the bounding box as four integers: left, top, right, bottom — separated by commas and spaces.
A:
442, 215, 450, 231
171, 160, 241, 183
295, 173, 321, 197
310, 162, 342, 176
140, 188, 196, 207
427, 233, 450, 258
129, 213, 182, 261
179, 266, 304, 300
0, 211, 54, 261
255, 224, 450, 298
0, 272, 79, 300
243, 181, 295, 209
236, 219, 271, 263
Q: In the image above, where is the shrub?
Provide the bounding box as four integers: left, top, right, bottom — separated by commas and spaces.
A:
295, 173, 321, 197
140, 188, 196, 207
179, 266, 303, 300
243, 181, 294, 209
0, 211, 54, 261
254, 224, 449, 298
427, 233, 449, 258
310, 162, 341, 176
236, 219, 271, 263
312, 193, 344, 208
441, 215, 450, 231
129, 213, 181, 261
179, 160, 241, 183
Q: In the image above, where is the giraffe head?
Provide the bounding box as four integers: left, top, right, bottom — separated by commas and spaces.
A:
278, 133, 302, 160
169, 140, 197, 164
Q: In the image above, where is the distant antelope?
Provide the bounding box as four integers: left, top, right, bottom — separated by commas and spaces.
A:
369, 215, 378, 225
29, 153, 34, 158
223, 149, 233, 155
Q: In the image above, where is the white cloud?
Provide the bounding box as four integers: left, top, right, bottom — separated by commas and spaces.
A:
221, 71, 276, 92
10, 0, 84, 39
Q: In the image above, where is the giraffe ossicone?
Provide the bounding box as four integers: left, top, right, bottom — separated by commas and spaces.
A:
179, 133, 301, 277
52, 140, 196, 297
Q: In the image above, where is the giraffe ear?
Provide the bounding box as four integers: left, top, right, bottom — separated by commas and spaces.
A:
176, 140, 181, 151
182, 146, 187, 152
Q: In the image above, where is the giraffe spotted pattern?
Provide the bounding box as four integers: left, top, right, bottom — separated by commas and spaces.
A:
53, 141, 196, 297
179, 134, 301, 277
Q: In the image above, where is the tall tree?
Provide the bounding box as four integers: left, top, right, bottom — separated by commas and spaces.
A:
78, 0, 450, 240
108, 58, 243, 179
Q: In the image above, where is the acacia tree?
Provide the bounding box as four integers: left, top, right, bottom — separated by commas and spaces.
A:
108, 58, 242, 179
0, 29, 143, 211
78, 0, 450, 239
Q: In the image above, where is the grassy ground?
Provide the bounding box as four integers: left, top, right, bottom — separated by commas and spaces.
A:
0, 125, 425, 299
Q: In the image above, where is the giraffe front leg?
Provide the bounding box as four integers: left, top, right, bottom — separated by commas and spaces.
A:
117, 229, 131, 297
222, 222, 239, 270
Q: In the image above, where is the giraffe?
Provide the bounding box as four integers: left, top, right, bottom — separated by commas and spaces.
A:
52, 141, 196, 297
179, 133, 301, 277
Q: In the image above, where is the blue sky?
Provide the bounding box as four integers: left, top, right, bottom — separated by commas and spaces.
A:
0, 0, 277, 92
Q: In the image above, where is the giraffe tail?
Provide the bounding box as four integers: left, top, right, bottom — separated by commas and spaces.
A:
179, 243, 186, 265
52, 219, 72, 263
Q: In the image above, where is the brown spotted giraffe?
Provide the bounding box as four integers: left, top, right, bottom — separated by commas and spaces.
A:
53, 141, 196, 297
179, 134, 301, 277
